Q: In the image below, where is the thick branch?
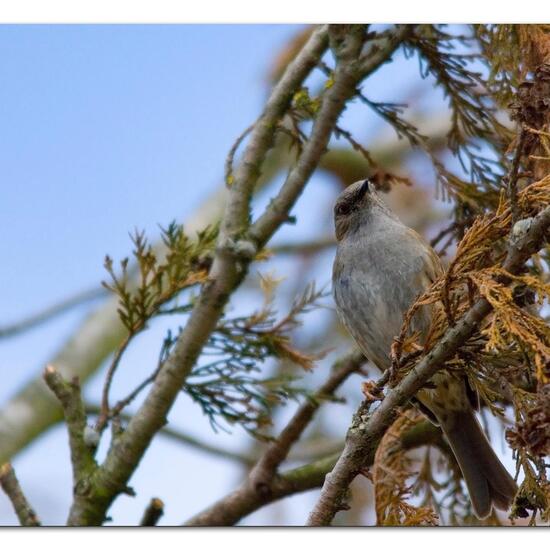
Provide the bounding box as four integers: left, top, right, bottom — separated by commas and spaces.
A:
184, 350, 364, 526
306, 204, 550, 526
0, 463, 41, 526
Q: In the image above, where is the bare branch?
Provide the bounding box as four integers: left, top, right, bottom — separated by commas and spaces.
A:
224, 123, 254, 185
183, 350, 364, 526
96, 334, 133, 432
306, 204, 550, 526
140, 497, 164, 526
249, 350, 365, 489
43, 366, 98, 486
0, 463, 41, 526
0, 286, 105, 340
85, 404, 256, 466
270, 237, 336, 256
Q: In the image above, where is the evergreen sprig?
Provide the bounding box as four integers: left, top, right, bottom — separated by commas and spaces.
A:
180, 281, 328, 437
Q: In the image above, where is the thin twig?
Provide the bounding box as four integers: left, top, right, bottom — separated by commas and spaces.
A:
0, 287, 106, 339
0, 463, 41, 526
140, 497, 164, 526
224, 123, 255, 186
185, 418, 446, 526
270, 237, 336, 256
110, 364, 163, 420
96, 334, 132, 432
85, 404, 256, 466
306, 203, 550, 526
249, 349, 365, 489
506, 128, 526, 225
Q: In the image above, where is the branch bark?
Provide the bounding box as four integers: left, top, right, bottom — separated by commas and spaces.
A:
140, 497, 164, 526
248, 350, 365, 490
43, 366, 98, 485
0, 463, 41, 526
183, 350, 363, 526
306, 204, 550, 526
185, 417, 445, 526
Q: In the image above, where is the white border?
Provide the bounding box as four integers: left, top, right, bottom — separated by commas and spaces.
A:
1, 0, 550, 23
0, 527, 541, 550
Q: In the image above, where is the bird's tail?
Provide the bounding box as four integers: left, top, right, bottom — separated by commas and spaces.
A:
438, 408, 517, 519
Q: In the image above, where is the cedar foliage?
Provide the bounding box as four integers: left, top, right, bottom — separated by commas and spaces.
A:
371, 24, 550, 526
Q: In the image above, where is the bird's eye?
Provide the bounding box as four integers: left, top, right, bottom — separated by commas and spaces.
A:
336, 203, 351, 216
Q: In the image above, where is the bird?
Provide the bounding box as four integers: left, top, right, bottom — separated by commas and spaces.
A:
332, 178, 517, 519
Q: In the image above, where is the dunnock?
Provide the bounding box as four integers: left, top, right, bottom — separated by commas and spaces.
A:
332, 179, 517, 519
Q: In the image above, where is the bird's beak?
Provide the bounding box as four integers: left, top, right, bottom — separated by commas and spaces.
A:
358, 179, 370, 199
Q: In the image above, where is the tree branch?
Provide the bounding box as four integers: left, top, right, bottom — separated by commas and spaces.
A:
140, 497, 164, 526
306, 203, 550, 526
249, 25, 412, 246
182, 350, 363, 526
270, 237, 336, 256
0, 463, 41, 526
43, 366, 98, 488
0, 286, 106, 340
185, 417, 446, 526
248, 350, 365, 490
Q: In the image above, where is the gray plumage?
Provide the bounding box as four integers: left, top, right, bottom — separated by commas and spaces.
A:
332, 179, 517, 519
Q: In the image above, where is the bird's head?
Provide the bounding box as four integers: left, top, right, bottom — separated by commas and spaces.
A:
333, 179, 394, 241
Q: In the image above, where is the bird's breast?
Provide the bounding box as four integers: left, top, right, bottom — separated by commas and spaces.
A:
332, 236, 431, 372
